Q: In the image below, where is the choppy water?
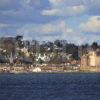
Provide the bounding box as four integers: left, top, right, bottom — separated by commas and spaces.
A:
0, 73, 100, 100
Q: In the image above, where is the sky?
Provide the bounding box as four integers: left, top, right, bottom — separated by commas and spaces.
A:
0, 0, 100, 44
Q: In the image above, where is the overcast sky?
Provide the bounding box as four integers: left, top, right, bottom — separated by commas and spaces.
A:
0, 0, 100, 44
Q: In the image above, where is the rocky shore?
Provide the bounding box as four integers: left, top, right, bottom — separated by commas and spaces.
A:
0, 64, 80, 73
0, 64, 100, 73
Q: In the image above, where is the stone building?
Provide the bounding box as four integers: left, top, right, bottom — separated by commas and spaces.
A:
81, 50, 100, 67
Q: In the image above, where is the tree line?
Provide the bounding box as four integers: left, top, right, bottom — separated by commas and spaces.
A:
0, 35, 99, 64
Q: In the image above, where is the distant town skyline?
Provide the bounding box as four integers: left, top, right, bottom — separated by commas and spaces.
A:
0, 0, 100, 44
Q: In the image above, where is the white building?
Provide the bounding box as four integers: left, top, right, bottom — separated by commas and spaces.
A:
36, 53, 50, 62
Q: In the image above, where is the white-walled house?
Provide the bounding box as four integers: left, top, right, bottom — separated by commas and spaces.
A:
36, 53, 50, 62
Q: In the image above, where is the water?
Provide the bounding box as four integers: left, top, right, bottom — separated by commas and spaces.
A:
0, 73, 100, 100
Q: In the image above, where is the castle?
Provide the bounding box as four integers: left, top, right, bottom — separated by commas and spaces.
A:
81, 50, 100, 67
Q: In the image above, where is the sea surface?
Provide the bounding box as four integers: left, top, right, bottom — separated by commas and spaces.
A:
0, 73, 100, 100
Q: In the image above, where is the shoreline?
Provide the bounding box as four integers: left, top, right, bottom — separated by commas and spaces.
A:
0, 65, 100, 74
0, 71, 100, 74
0, 69, 100, 74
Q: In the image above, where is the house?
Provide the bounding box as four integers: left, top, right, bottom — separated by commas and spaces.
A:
81, 50, 100, 67
36, 53, 50, 62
